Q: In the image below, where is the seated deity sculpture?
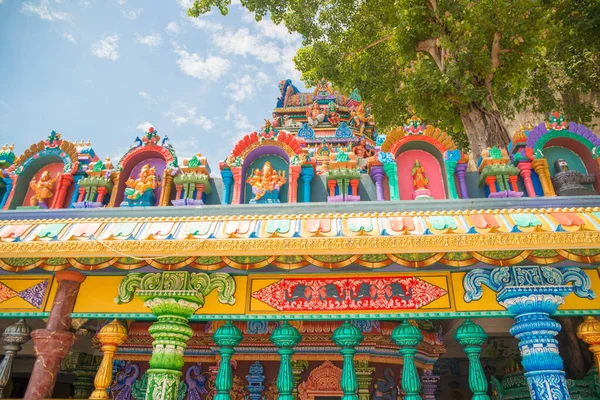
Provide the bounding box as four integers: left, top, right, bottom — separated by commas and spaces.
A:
550, 158, 597, 196
352, 138, 372, 171
412, 160, 433, 200
29, 171, 59, 208
327, 101, 340, 127
122, 164, 160, 207
246, 161, 287, 203
306, 102, 325, 126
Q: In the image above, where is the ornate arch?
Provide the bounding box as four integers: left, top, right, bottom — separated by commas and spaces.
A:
526, 120, 600, 155
116, 144, 177, 171
228, 130, 304, 165
381, 124, 457, 157
11, 134, 79, 176
298, 361, 342, 400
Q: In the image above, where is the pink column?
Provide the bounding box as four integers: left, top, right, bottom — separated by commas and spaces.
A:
288, 166, 301, 203
517, 162, 536, 197
230, 167, 242, 205
24, 271, 86, 400
51, 174, 74, 209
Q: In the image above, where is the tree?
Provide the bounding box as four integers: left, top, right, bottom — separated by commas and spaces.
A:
190, 0, 598, 156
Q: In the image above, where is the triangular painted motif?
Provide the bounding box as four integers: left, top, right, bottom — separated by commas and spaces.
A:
0, 282, 18, 303
17, 280, 49, 309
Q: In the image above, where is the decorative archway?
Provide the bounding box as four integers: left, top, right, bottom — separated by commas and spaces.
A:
298, 361, 343, 400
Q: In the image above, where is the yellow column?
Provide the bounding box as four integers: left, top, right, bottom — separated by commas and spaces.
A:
89, 320, 128, 399
532, 159, 556, 196
159, 171, 174, 206
577, 316, 600, 379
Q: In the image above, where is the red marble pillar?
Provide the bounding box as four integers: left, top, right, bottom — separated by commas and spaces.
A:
485, 176, 497, 193
51, 174, 74, 209
24, 271, 86, 400
230, 167, 242, 205
288, 166, 301, 203
517, 162, 536, 197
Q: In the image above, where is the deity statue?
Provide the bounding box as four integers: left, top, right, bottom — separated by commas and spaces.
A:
123, 164, 160, 206
356, 102, 374, 135
353, 138, 372, 171
306, 102, 325, 126
246, 161, 287, 203
348, 106, 363, 131
551, 158, 597, 196
327, 101, 340, 126
313, 77, 334, 97
412, 160, 433, 200
29, 171, 59, 207
412, 160, 428, 190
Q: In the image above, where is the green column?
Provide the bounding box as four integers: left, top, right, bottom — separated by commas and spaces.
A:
332, 321, 364, 400
213, 322, 243, 400
383, 163, 399, 200
455, 319, 491, 400
445, 160, 458, 199
391, 321, 423, 400
115, 272, 237, 400
271, 322, 302, 400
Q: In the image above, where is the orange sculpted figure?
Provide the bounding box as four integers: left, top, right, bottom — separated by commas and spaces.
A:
412, 160, 428, 190
29, 171, 59, 206
246, 161, 287, 201
125, 164, 160, 201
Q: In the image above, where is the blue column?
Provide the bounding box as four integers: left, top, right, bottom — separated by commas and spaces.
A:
463, 266, 596, 400
0, 177, 12, 209
221, 169, 233, 205
300, 166, 314, 203
69, 174, 83, 208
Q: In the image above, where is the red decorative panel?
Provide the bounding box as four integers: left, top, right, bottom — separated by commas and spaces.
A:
251, 276, 447, 311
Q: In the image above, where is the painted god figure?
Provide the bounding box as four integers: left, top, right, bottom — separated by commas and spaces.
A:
123, 164, 160, 207
551, 158, 597, 196
412, 160, 433, 200
306, 102, 325, 126
356, 102, 374, 135
353, 138, 372, 171
327, 101, 340, 127
246, 161, 287, 203
412, 160, 428, 190
29, 171, 59, 207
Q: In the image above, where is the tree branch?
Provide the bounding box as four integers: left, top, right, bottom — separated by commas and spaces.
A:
485, 32, 502, 105
344, 35, 394, 59
415, 38, 444, 72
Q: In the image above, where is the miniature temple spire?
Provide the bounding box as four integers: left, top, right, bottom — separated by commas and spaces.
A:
391, 321, 423, 400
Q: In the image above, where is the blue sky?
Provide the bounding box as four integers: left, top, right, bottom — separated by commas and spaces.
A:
0, 0, 306, 167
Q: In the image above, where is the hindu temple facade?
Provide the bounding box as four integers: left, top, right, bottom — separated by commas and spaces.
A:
0, 80, 599, 399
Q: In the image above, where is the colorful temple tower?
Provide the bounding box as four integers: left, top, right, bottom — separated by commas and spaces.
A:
0, 80, 599, 400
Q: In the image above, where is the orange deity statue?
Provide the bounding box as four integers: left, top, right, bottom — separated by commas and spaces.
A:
29, 171, 59, 207
412, 160, 428, 190
125, 164, 160, 202
306, 102, 325, 126
246, 161, 287, 203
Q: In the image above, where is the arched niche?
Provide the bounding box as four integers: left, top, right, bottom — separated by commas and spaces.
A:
543, 137, 600, 192
113, 151, 169, 207
395, 140, 448, 200
8, 155, 68, 209
241, 146, 290, 204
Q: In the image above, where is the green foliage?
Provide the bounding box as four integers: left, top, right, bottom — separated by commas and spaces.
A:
190, 0, 600, 151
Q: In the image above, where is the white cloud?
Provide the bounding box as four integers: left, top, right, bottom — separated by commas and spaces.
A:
61, 32, 76, 43
226, 72, 270, 102
193, 115, 215, 131
118, 0, 127, 5
177, 0, 194, 10
123, 8, 143, 20
138, 91, 157, 104
242, 13, 300, 44
166, 21, 180, 35
20, 0, 71, 22
136, 32, 162, 47
225, 104, 255, 132
136, 122, 154, 132
91, 35, 120, 61
164, 102, 214, 131
173, 43, 230, 81
0, 0, 5, 4
189, 17, 222, 33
